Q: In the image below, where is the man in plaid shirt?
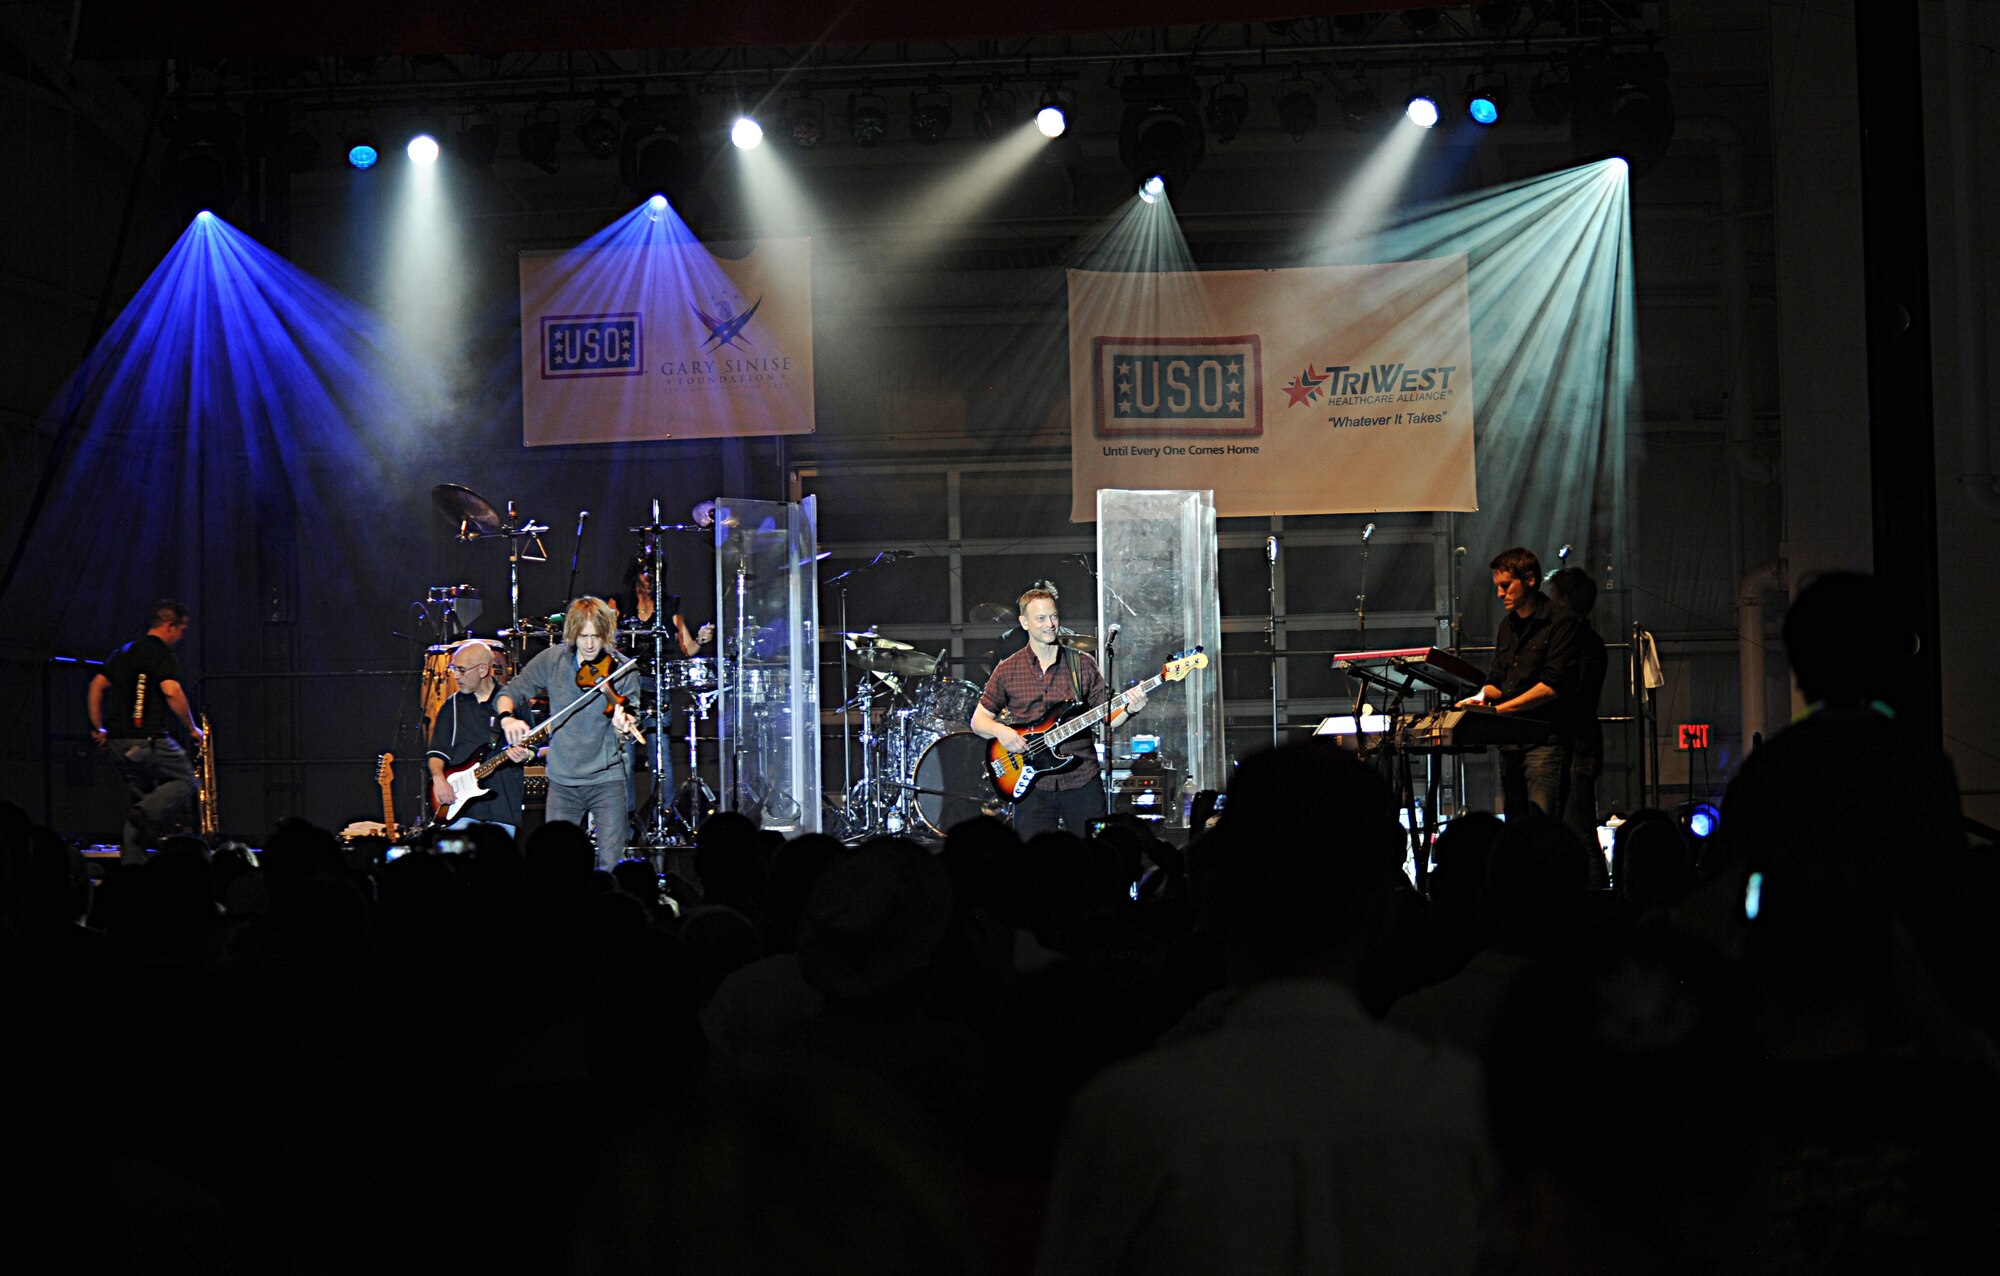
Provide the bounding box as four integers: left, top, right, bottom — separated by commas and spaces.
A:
971, 586, 1146, 839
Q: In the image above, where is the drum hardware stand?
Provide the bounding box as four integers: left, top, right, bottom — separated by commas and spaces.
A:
1267, 533, 1281, 747
822, 550, 912, 825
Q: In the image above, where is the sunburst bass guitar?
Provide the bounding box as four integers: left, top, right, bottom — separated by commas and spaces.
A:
986, 649, 1207, 802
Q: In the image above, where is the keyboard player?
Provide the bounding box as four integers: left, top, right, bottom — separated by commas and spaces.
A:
1455, 546, 1582, 823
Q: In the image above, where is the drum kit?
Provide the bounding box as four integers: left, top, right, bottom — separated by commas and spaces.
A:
832, 629, 1002, 840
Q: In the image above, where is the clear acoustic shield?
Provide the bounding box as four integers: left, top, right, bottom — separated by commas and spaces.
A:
1096, 489, 1226, 825
714, 496, 822, 834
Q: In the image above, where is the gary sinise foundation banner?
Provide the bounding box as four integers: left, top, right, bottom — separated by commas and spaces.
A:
519, 237, 815, 445
1067, 256, 1477, 520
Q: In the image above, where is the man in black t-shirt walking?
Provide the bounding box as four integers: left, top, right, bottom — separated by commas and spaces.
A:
87, 599, 203, 865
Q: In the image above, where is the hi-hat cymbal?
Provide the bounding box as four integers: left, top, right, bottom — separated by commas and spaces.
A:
968, 602, 1014, 624
433, 483, 504, 537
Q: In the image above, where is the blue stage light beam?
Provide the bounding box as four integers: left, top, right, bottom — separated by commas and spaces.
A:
2, 211, 444, 665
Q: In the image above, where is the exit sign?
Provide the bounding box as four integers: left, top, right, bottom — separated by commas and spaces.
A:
1677, 723, 1711, 750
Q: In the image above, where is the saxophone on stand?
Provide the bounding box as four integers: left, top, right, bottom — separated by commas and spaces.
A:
195, 712, 219, 839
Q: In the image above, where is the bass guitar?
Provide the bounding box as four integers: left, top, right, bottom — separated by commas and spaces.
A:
432, 656, 639, 820
986, 649, 1207, 803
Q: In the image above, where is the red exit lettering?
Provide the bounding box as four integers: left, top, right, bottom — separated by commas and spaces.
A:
1677, 723, 1711, 750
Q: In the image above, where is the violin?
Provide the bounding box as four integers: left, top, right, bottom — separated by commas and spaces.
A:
575, 653, 635, 723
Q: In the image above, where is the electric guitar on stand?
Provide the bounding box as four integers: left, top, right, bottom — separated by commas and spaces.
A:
432, 656, 639, 820
986, 649, 1208, 802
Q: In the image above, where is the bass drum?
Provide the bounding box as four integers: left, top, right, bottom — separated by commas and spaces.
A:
911, 731, 1003, 839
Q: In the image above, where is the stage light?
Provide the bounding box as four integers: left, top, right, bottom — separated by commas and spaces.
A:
1036, 86, 1072, 138
1338, 76, 1381, 128
1139, 173, 1166, 203
407, 133, 439, 165
1466, 73, 1506, 127
456, 110, 498, 167
518, 101, 562, 174
343, 118, 382, 171
1604, 156, 1628, 180
973, 83, 1019, 139
1572, 51, 1677, 179
1275, 77, 1318, 141
646, 193, 669, 220
1678, 800, 1721, 843
910, 79, 953, 143
195, 209, 214, 222
730, 116, 764, 150
849, 88, 889, 147
1205, 76, 1249, 145
785, 96, 825, 148
1405, 95, 1439, 128
621, 92, 705, 196
1119, 74, 1205, 203
1403, 7, 1441, 34
576, 100, 619, 160
1530, 68, 1572, 125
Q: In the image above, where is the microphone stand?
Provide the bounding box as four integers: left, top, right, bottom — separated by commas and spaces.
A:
564, 510, 589, 605
1101, 625, 1120, 815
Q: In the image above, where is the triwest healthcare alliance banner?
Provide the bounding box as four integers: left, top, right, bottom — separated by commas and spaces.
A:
1068, 256, 1476, 520
519, 237, 813, 445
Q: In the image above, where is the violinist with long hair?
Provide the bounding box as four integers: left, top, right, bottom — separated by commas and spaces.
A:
495, 596, 643, 866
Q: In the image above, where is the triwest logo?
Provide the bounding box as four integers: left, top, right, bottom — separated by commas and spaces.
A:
1093, 336, 1263, 438
542, 314, 643, 379
1284, 360, 1458, 407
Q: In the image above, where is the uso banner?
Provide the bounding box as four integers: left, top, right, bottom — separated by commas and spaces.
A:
519, 238, 814, 445
1068, 256, 1476, 520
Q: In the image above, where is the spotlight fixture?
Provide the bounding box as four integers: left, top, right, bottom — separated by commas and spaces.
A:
345, 126, 381, 170
1336, 75, 1381, 129
785, 96, 825, 149
1118, 74, 1205, 203
730, 115, 764, 150
621, 92, 705, 197
1275, 77, 1318, 141
1677, 800, 1721, 843
848, 87, 889, 147
518, 101, 562, 174
1465, 73, 1506, 127
407, 133, 440, 165
1204, 76, 1249, 145
973, 83, 1019, 140
456, 110, 498, 167
575, 99, 620, 160
165, 109, 247, 212
1529, 68, 1572, 126
1035, 85, 1072, 138
1405, 94, 1439, 129
1138, 173, 1166, 204
1572, 51, 1676, 179
909, 80, 953, 143
647, 193, 669, 220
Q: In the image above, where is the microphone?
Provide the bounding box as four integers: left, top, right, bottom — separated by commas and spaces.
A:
1558, 543, 1572, 563
1107, 622, 1121, 644
1265, 536, 1278, 563
1362, 522, 1376, 542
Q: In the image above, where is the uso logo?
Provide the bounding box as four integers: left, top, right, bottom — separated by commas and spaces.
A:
542, 313, 643, 379
1093, 336, 1263, 438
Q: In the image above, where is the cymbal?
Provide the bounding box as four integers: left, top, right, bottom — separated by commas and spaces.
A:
842, 632, 915, 652
1059, 633, 1099, 654
968, 602, 1014, 624
846, 647, 938, 678
432, 483, 504, 537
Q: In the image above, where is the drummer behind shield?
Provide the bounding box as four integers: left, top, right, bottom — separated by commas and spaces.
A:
970, 586, 1145, 839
